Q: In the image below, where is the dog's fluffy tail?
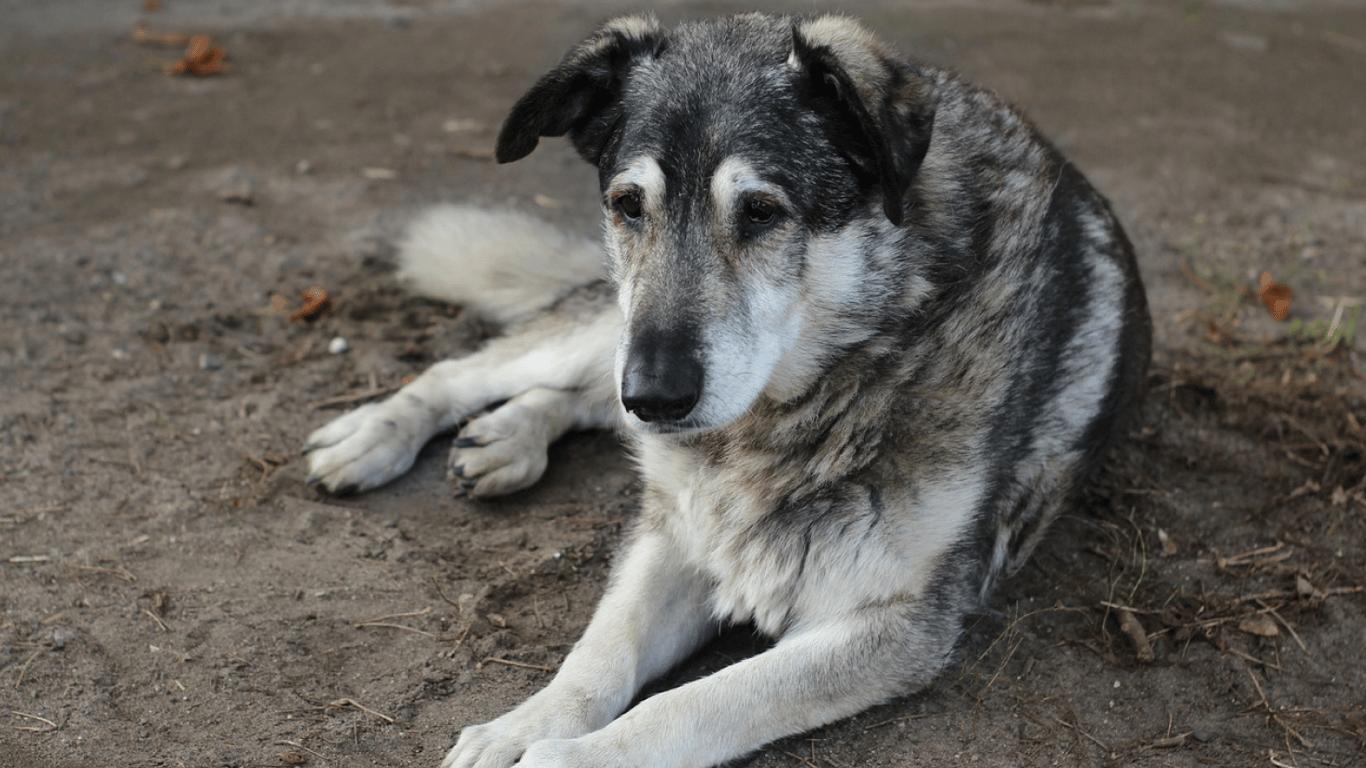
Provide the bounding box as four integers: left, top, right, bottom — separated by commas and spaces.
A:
396, 204, 605, 326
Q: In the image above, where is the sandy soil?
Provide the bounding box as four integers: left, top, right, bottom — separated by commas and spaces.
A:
2, 1, 1365, 766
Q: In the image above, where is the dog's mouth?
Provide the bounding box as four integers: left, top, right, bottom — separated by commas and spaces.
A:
624, 412, 707, 435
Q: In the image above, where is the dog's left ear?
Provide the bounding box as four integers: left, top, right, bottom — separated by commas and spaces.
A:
792, 16, 936, 226
496, 15, 665, 166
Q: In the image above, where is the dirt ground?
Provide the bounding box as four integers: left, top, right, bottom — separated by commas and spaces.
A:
2, 1, 1365, 766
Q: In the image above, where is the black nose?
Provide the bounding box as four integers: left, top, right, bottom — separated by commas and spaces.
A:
620, 327, 703, 423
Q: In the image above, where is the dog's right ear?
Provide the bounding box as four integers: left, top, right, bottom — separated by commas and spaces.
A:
495, 15, 665, 166
792, 16, 936, 227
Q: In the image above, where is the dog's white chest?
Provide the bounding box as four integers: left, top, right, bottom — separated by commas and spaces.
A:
638, 438, 808, 634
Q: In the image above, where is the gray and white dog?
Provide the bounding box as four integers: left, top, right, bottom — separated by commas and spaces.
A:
303, 12, 1151, 768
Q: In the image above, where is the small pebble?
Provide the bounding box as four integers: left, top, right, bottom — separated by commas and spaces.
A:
219, 181, 253, 205
1219, 31, 1269, 53
328, 337, 349, 355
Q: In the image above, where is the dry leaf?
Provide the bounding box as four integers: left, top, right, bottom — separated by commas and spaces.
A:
289, 287, 330, 321
166, 34, 228, 76
1238, 614, 1279, 637
1258, 271, 1292, 322
1157, 528, 1177, 556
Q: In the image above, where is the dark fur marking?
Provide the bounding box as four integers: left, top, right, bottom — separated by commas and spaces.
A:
789, 29, 935, 225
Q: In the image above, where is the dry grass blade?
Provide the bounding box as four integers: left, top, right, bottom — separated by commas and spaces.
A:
1245, 667, 1315, 750
481, 657, 555, 673
1148, 731, 1193, 749
354, 608, 458, 639
1256, 601, 1309, 655
780, 751, 821, 768
141, 608, 170, 633
66, 563, 137, 582
1217, 542, 1291, 569
1237, 585, 1363, 603
862, 713, 932, 732
328, 698, 394, 724
354, 607, 432, 626
10, 710, 58, 731
1055, 716, 1110, 751
1179, 261, 1218, 294
275, 739, 327, 762
1227, 647, 1282, 671
0, 506, 64, 524
356, 622, 445, 639
308, 386, 399, 410
13, 650, 42, 689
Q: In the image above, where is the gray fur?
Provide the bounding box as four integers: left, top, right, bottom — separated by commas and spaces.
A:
303, 13, 1150, 768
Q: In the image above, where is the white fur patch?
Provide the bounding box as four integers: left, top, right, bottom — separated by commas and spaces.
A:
607, 154, 666, 215
397, 205, 603, 326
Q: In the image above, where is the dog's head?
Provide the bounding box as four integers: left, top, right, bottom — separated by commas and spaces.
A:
497, 14, 936, 433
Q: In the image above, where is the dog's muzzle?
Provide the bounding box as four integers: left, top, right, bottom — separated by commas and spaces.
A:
620, 326, 703, 424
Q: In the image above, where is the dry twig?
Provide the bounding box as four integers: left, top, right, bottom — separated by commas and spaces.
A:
308, 386, 399, 410
141, 608, 171, 633
1054, 716, 1110, 752
328, 698, 394, 724
66, 563, 136, 582
10, 711, 58, 732
481, 657, 555, 673
12, 650, 42, 689
275, 740, 327, 763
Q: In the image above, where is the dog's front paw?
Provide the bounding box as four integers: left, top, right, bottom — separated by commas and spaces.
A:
438, 687, 602, 768
302, 400, 433, 494
439, 720, 587, 768
446, 405, 552, 498
513, 738, 598, 768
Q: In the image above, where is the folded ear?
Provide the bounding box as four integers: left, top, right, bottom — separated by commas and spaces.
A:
496, 14, 665, 166
792, 16, 936, 226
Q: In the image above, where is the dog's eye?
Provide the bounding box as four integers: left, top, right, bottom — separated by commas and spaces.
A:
614, 192, 643, 221
743, 199, 778, 226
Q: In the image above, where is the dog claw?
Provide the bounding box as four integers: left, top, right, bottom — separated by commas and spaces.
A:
453, 436, 483, 449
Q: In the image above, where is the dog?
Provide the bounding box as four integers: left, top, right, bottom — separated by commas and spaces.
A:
302, 12, 1151, 768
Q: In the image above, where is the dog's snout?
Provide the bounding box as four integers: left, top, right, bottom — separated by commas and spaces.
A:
621, 328, 703, 423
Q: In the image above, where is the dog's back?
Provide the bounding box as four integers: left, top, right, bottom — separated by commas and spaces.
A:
897, 70, 1153, 586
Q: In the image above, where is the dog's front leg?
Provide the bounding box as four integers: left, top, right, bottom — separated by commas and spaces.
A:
513, 599, 960, 768
440, 529, 717, 768
303, 304, 620, 495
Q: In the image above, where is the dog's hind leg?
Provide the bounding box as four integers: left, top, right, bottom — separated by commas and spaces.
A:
448, 385, 618, 498
303, 301, 620, 496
